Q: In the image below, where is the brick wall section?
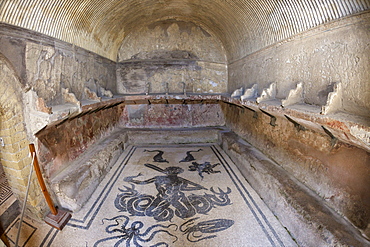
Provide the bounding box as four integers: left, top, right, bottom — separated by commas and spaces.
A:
0, 56, 44, 215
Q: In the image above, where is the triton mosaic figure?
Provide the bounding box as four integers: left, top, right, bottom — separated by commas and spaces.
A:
116, 163, 232, 222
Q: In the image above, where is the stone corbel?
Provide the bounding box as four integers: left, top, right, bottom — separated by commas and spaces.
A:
24, 86, 52, 114
241, 84, 258, 101
321, 82, 342, 115
256, 82, 276, 103
36, 97, 52, 114
84, 87, 101, 101
281, 82, 304, 107
62, 88, 82, 108
98, 86, 114, 98
231, 87, 244, 98
350, 125, 370, 146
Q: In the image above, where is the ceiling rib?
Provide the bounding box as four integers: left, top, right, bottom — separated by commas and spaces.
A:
0, 0, 368, 61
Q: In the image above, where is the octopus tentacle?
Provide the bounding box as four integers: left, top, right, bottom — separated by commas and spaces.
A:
102, 216, 130, 234
139, 229, 178, 243
180, 217, 199, 232
187, 233, 217, 242
151, 242, 169, 247
132, 237, 142, 247
140, 223, 177, 237
93, 235, 124, 247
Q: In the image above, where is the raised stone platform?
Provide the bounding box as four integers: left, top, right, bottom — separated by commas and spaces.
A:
219, 130, 369, 246
124, 127, 225, 145
51, 131, 127, 211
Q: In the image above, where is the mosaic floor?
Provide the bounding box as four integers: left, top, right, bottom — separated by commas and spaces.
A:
0, 165, 13, 208
2, 144, 297, 247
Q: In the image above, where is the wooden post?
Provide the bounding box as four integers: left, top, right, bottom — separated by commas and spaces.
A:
29, 144, 57, 215
29, 143, 71, 230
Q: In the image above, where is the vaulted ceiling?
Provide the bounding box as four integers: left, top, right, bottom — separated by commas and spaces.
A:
0, 0, 369, 61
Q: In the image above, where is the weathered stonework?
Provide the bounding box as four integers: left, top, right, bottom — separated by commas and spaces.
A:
219, 131, 368, 246
229, 13, 370, 118
118, 20, 226, 63
35, 97, 225, 182
220, 102, 370, 239
117, 60, 227, 95
0, 26, 121, 218
0, 25, 119, 220
33, 96, 225, 212
0, 25, 116, 108
121, 103, 225, 128
117, 21, 227, 95
0, 6, 368, 245
25, 42, 116, 106
51, 132, 126, 211
36, 103, 125, 180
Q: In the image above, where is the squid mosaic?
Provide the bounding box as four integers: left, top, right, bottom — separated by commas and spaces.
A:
94, 215, 234, 246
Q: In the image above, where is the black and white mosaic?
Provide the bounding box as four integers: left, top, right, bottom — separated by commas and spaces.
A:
5, 145, 297, 246
0, 166, 13, 206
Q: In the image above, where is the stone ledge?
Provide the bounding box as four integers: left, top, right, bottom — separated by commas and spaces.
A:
39, 93, 369, 152
51, 131, 127, 212
221, 96, 370, 152
219, 131, 370, 246
124, 127, 226, 145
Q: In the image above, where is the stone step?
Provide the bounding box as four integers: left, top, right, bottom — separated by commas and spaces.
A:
124, 126, 226, 145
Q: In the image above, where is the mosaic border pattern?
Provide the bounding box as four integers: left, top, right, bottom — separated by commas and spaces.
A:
0, 169, 13, 206
34, 144, 288, 246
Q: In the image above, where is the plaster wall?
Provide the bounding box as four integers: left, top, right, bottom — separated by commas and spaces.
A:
0, 24, 117, 107
117, 21, 227, 95
25, 43, 116, 105
228, 12, 370, 118
121, 103, 225, 128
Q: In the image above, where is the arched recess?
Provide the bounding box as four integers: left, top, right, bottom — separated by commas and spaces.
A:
0, 53, 43, 216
